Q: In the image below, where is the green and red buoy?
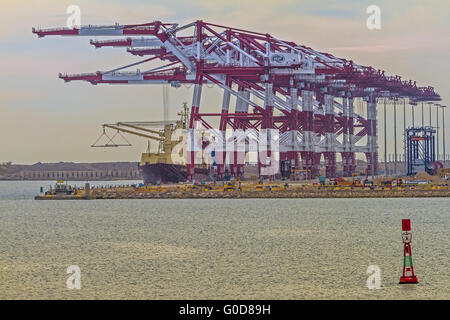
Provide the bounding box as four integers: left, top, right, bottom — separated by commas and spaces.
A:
399, 219, 419, 284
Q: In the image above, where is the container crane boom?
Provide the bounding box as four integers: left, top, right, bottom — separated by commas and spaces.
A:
31, 21, 175, 38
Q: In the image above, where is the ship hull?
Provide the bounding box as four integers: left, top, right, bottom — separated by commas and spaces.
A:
139, 163, 212, 185
139, 163, 187, 185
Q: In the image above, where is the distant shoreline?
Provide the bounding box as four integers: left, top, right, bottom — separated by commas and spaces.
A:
0, 162, 140, 181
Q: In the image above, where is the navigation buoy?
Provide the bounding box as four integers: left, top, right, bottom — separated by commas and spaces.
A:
399, 219, 419, 284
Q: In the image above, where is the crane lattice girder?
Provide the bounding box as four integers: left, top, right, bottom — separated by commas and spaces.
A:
34, 20, 440, 101
90, 37, 161, 48
126, 47, 168, 56
58, 67, 190, 84
90, 36, 195, 49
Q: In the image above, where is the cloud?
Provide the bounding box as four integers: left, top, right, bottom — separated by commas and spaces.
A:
0, 0, 449, 163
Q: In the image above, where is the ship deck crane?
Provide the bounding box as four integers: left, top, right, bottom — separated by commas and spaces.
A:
103, 124, 165, 141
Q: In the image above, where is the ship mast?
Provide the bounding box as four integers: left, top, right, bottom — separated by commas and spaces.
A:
177, 102, 189, 129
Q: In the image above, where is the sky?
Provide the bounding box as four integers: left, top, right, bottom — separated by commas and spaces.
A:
0, 0, 449, 164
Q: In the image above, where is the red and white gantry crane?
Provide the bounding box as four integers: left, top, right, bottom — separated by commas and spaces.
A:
33, 20, 441, 180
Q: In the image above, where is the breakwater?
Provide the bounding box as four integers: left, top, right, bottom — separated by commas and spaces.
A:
35, 184, 449, 200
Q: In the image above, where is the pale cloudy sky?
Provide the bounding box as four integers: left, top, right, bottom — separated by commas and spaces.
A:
0, 0, 448, 164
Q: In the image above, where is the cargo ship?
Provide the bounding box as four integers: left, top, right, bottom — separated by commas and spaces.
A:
138, 103, 210, 185
93, 103, 210, 185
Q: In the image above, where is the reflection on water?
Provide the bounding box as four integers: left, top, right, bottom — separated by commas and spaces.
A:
0, 181, 449, 299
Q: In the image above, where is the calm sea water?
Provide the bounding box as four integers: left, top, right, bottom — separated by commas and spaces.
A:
0, 181, 449, 299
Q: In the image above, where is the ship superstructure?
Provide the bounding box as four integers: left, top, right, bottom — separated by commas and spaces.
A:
92, 103, 209, 184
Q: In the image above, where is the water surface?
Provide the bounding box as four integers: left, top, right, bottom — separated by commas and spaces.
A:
0, 181, 448, 299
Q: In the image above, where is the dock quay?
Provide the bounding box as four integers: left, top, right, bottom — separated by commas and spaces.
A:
35, 182, 449, 200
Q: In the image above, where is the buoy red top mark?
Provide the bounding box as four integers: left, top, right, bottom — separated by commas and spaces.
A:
401, 219, 411, 231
